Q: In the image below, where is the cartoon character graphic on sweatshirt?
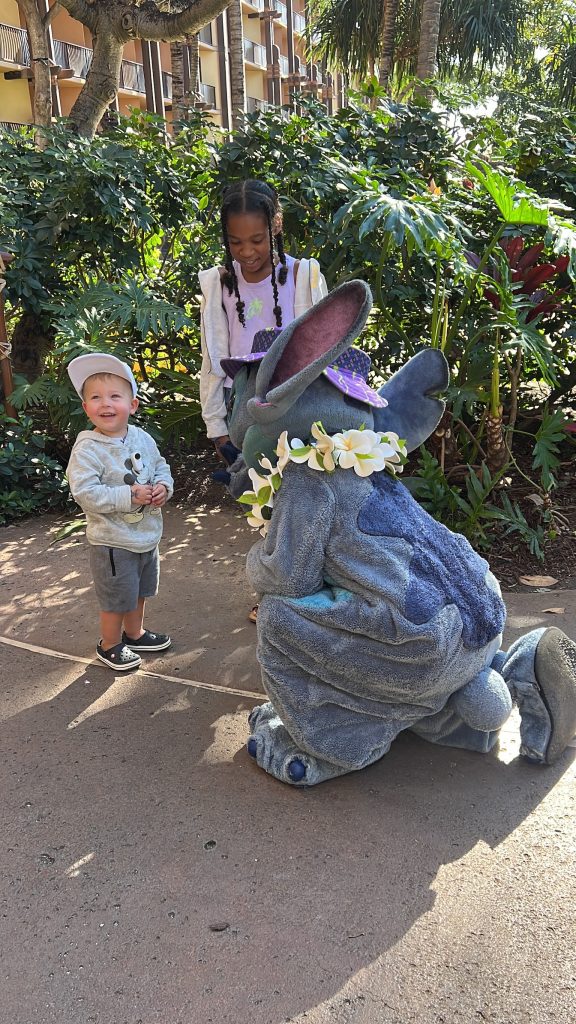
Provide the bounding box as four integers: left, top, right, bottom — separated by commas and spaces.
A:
219, 279, 576, 787
123, 451, 161, 524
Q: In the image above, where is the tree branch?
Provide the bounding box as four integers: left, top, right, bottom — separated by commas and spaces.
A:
56, 0, 99, 33
58, 0, 231, 42
133, 1, 233, 41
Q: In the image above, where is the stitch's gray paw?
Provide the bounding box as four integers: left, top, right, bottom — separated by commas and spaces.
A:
246, 702, 352, 786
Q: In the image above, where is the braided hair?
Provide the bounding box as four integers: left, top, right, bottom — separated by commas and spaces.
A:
220, 180, 288, 328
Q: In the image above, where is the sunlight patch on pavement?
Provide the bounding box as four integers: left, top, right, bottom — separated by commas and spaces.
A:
200, 711, 249, 763
0, 635, 263, 701
65, 852, 95, 878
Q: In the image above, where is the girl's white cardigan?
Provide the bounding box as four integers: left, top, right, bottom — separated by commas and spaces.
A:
199, 258, 328, 439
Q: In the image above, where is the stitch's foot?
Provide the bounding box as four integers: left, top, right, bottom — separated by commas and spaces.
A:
531, 628, 576, 765
246, 702, 352, 786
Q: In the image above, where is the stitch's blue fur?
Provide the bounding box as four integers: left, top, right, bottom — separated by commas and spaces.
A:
359, 473, 506, 649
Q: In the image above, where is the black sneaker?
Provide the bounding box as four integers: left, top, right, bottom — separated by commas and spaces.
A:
122, 629, 172, 652
96, 641, 142, 671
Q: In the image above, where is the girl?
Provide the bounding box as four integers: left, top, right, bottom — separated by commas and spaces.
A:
199, 179, 328, 457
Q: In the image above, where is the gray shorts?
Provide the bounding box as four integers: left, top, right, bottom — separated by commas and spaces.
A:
89, 545, 160, 613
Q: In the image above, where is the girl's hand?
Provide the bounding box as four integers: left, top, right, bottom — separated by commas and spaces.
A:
214, 435, 230, 462
131, 483, 153, 505
151, 483, 169, 507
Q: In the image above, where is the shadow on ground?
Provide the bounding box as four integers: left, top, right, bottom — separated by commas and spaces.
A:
1, 644, 574, 1023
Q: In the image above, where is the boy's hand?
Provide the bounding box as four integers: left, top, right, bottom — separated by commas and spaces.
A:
151, 483, 169, 507
131, 483, 153, 505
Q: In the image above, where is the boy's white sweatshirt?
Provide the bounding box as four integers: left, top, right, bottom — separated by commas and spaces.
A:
199, 257, 328, 438
66, 424, 173, 553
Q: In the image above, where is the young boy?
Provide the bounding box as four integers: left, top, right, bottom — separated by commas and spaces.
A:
66, 353, 174, 671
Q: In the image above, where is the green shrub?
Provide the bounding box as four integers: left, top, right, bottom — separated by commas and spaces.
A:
0, 411, 69, 524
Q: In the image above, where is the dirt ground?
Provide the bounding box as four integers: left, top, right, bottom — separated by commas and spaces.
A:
1, 492, 575, 1024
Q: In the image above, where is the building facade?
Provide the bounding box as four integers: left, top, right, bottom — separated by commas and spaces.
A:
0, 1, 342, 131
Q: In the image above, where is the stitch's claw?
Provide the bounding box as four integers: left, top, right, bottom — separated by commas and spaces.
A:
247, 737, 257, 758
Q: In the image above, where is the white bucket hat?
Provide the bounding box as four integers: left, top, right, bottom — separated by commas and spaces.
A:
68, 353, 138, 398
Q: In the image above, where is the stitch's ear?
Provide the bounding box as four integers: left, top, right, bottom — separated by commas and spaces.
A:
248, 280, 372, 424
373, 349, 449, 452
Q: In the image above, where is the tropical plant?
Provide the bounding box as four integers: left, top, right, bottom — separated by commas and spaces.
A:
1, 99, 574, 557
0, 411, 69, 524
309, 0, 529, 94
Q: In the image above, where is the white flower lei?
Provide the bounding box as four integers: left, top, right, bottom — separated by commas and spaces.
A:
238, 421, 407, 536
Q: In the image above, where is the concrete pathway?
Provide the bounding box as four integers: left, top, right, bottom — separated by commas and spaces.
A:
0, 505, 574, 1024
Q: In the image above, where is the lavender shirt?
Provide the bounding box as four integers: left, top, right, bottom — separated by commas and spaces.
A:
221, 254, 297, 385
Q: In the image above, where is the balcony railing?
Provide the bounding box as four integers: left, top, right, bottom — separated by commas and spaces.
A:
198, 24, 213, 45
199, 82, 216, 108
0, 22, 30, 66
0, 120, 27, 131
278, 54, 289, 77
53, 39, 92, 79
245, 0, 265, 9
292, 11, 306, 34
246, 96, 268, 113
162, 71, 172, 100
272, 0, 287, 27
243, 38, 266, 68
119, 59, 145, 93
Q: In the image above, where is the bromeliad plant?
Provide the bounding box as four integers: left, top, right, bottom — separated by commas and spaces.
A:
464, 234, 570, 469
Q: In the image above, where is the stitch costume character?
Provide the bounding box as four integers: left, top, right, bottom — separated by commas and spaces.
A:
222, 280, 576, 786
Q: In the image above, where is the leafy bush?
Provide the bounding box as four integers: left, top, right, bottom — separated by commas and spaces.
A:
0, 96, 574, 555
0, 411, 69, 524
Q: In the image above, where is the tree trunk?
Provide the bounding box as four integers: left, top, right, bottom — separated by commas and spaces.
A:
378, 0, 399, 90
188, 34, 201, 107
227, 0, 245, 129
68, 32, 124, 134
10, 313, 54, 383
416, 0, 441, 82
170, 40, 186, 121
17, 0, 53, 146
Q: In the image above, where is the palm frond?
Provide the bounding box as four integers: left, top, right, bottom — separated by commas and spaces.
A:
308, 0, 384, 77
